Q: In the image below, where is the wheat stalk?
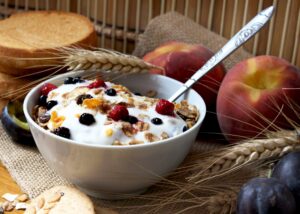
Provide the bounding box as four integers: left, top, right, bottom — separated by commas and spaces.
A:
188, 129, 300, 183
61, 47, 163, 75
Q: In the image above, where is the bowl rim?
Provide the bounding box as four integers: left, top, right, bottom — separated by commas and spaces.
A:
23, 72, 206, 149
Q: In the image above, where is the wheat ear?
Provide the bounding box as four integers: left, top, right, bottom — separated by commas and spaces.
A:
62, 48, 163, 74
207, 189, 238, 214
188, 129, 300, 183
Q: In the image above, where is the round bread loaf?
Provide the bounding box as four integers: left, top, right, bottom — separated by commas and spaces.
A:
25, 186, 95, 214
0, 11, 97, 76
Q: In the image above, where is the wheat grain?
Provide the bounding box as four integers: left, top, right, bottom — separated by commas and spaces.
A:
188, 130, 300, 183
63, 48, 163, 75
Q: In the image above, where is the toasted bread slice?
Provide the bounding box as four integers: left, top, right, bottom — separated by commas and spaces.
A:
0, 11, 97, 76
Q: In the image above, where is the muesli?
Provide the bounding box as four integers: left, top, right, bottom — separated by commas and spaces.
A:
33, 76, 199, 146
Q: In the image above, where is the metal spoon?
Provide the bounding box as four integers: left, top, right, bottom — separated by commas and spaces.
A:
168, 6, 274, 102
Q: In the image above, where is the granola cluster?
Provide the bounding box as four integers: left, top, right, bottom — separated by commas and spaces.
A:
33, 77, 199, 146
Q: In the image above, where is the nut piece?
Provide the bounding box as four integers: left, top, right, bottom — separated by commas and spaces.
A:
37, 197, 45, 209
43, 202, 56, 210
17, 193, 29, 202
129, 140, 144, 145
144, 132, 160, 142
2, 193, 19, 202
15, 202, 27, 210
112, 140, 122, 146
2, 201, 15, 211
136, 121, 150, 131
161, 132, 169, 140
122, 123, 137, 137
47, 192, 62, 203
25, 206, 36, 214
2, 201, 9, 210
145, 90, 157, 98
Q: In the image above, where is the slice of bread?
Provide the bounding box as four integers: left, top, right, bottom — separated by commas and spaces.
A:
0, 11, 97, 76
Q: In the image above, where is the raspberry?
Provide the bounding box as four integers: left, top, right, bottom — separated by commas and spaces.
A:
41, 83, 57, 96
108, 105, 129, 121
87, 79, 106, 89
155, 99, 175, 116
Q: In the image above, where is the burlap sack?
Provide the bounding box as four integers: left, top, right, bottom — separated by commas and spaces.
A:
0, 12, 252, 213
133, 12, 252, 70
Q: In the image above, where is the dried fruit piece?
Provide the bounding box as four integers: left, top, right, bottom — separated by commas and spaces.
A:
79, 113, 96, 126
76, 94, 93, 105
39, 95, 48, 106
155, 99, 174, 116
125, 115, 138, 124
46, 100, 58, 110
151, 118, 163, 125
52, 127, 71, 139
105, 88, 117, 96
108, 105, 129, 121
41, 83, 57, 96
87, 79, 106, 89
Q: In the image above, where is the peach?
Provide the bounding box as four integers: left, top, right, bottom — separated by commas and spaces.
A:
143, 41, 226, 108
217, 56, 300, 142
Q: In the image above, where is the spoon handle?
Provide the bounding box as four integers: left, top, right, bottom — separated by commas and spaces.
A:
168, 6, 274, 102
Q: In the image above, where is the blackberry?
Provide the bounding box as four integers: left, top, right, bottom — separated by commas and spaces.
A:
46, 100, 58, 110
79, 113, 96, 125
53, 127, 71, 139
76, 94, 93, 105
64, 77, 74, 84
39, 95, 48, 106
151, 118, 163, 125
183, 126, 188, 132
105, 88, 117, 96
126, 115, 138, 124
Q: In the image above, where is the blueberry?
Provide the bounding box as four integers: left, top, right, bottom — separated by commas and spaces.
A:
151, 118, 163, 125
73, 76, 84, 83
76, 94, 93, 105
134, 92, 142, 96
183, 126, 188, 132
46, 100, 58, 110
126, 115, 138, 124
79, 113, 96, 125
105, 88, 117, 96
53, 127, 71, 139
64, 77, 74, 84
39, 95, 48, 106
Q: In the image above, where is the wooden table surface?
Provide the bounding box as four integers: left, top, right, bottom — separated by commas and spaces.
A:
0, 162, 24, 213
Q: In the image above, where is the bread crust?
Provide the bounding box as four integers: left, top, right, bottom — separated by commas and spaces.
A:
0, 11, 97, 76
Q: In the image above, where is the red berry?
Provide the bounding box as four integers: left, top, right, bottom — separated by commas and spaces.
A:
155, 99, 175, 116
41, 83, 57, 96
87, 79, 106, 89
108, 105, 129, 121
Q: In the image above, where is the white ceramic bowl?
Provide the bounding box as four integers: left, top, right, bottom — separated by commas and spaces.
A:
23, 72, 206, 199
